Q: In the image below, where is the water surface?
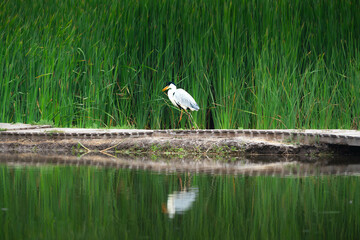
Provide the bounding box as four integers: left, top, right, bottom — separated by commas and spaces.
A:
1, 155, 359, 239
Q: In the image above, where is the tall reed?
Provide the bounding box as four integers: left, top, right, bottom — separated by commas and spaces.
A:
1, 0, 359, 129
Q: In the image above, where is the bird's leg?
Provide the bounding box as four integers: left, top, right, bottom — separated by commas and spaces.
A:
186, 172, 192, 189
184, 109, 199, 129
178, 110, 183, 126
183, 109, 193, 128
178, 173, 183, 191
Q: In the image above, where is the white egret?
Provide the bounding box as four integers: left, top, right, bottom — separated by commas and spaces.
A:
161, 173, 198, 219
162, 82, 200, 128
164, 188, 199, 219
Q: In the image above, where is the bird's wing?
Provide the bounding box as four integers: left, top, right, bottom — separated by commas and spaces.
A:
173, 89, 200, 111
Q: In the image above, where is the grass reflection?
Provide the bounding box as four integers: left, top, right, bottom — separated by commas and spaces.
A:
0, 165, 359, 239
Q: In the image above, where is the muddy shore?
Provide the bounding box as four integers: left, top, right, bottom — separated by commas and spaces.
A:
1, 123, 359, 160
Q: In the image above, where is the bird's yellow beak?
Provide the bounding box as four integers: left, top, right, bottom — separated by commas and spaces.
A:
162, 86, 169, 92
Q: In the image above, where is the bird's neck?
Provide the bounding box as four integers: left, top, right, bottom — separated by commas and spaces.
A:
168, 88, 175, 95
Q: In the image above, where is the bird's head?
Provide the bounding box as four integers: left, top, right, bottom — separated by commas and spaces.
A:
162, 82, 176, 92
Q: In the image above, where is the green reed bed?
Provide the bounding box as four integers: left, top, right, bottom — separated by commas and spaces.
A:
1, 165, 359, 239
1, 0, 359, 129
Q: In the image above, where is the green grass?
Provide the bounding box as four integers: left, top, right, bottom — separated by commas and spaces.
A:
0, 0, 359, 129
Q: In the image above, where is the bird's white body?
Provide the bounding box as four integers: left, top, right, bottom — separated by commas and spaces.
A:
166, 188, 199, 219
164, 83, 200, 111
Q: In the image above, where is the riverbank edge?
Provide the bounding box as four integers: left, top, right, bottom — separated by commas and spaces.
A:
1, 123, 360, 159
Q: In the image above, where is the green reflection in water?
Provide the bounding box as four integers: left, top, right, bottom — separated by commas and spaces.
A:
0, 165, 359, 239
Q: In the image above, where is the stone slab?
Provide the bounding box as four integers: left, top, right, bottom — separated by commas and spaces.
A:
0, 123, 52, 130
0, 123, 359, 152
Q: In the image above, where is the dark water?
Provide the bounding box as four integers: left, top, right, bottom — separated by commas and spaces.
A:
1, 155, 360, 239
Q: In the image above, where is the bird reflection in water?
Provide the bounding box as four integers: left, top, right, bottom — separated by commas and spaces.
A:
162, 173, 199, 219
